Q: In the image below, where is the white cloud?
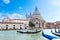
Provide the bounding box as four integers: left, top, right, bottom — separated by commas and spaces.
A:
19, 7, 23, 10
51, 0, 60, 7
0, 13, 5, 21
6, 13, 24, 19
0, 13, 2, 17
0, 13, 25, 22
3, 0, 10, 4
45, 10, 60, 22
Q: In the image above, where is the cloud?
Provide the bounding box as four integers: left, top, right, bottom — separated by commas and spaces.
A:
51, 0, 60, 7
45, 10, 60, 22
3, 0, 10, 4
0, 13, 25, 22
0, 13, 5, 21
19, 7, 23, 10
6, 13, 24, 19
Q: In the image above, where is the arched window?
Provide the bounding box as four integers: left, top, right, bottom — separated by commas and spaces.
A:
20, 25, 22, 29
25, 27, 27, 29
13, 27, 15, 30
35, 18, 38, 21
36, 18, 38, 19
20, 25, 22, 27
6, 27, 8, 30
13, 25, 15, 30
13, 25, 15, 27
6, 25, 8, 27
6, 25, 8, 30
20, 27, 22, 29
36, 22, 38, 24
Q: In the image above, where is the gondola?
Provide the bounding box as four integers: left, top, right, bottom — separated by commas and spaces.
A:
55, 28, 60, 33
54, 26, 60, 33
17, 30, 41, 34
55, 27, 58, 33
42, 31, 57, 40
51, 30, 60, 37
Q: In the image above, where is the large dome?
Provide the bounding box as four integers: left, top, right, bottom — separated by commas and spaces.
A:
33, 7, 40, 15
31, 6, 45, 21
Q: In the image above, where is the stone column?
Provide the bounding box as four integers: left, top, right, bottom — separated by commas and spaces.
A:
43, 23, 44, 28
39, 23, 40, 28
43, 23, 45, 29
40, 22, 42, 27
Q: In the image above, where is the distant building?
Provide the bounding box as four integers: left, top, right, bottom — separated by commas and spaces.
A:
45, 21, 60, 29
55, 21, 60, 29
0, 18, 29, 30
0, 7, 45, 30
45, 22, 54, 29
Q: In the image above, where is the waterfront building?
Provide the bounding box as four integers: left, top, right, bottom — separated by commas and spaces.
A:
0, 18, 29, 30
45, 22, 54, 29
26, 7, 45, 28
45, 21, 60, 29
0, 7, 45, 30
55, 21, 60, 29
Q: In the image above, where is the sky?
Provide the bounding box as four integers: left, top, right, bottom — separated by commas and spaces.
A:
0, 0, 60, 22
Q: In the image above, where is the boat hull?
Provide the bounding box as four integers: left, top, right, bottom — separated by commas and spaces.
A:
17, 30, 41, 34
42, 31, 56, 40
51, 30, 60, 37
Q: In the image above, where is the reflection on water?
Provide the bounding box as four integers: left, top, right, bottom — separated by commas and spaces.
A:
0, 29, 60, 40
17, 32, 46, 40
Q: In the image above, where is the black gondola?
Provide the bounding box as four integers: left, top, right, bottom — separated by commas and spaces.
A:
51, 30, 60, 37
17, 30, 41, 34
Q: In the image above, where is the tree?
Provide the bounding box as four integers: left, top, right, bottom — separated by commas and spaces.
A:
29, 21, 35, 27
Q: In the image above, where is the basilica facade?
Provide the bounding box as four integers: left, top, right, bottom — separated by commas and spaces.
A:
0, 7, 45, 30
26, 7, 45, 28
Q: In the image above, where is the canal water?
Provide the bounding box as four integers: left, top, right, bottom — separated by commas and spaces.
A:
0, 29, 60, 40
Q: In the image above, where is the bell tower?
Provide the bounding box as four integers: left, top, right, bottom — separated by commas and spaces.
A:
26, 13, 28, 19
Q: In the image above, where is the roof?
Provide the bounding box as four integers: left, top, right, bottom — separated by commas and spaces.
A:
0, 22, 23, 24
11, 19, 29, 21
32, 7, 45, 21
33, 6, 40, 15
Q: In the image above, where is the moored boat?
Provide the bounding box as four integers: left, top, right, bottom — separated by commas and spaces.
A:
17, 30, 41, 34
51, 30, 60, 37
54, 26, 60, 33
42, 31, 57, 40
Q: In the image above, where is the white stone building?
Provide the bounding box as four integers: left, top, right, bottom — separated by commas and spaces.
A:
0, 18, 29, 30
0, 7, 45, 30
26, 7, 45, 28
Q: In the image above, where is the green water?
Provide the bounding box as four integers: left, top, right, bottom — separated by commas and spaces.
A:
0, 30, 47, 40
1, 29, 60, 40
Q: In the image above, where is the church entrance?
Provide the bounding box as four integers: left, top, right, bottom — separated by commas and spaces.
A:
35, 22, 39, 28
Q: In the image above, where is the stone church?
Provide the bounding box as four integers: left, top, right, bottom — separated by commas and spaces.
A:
0, 7, 45, 30
26, 7, 45, 28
